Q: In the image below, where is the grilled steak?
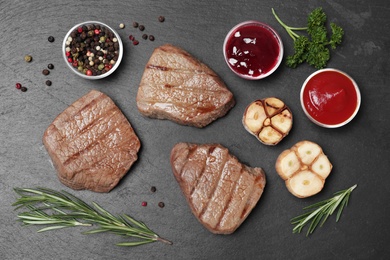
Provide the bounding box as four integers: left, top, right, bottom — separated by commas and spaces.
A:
136, 44, 235, 128
43, 90, 141, 193
170, 142, 266, 234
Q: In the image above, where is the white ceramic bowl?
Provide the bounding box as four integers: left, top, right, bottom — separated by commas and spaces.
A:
62, 21, 123, 79
223, 21, 283, 80
300, 68, 361, 128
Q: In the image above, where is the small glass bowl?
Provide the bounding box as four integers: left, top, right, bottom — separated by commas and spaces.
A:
223, 21, 283, 80
300, 68, 361, 128
62, 21, 123, 80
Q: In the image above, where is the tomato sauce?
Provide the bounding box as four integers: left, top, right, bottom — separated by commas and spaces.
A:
224, 22, 281, 79
302, 70, 359, 126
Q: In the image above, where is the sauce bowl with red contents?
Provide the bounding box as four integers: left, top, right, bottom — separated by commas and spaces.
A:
300, 68, 361, 128
223, 21, 283, 80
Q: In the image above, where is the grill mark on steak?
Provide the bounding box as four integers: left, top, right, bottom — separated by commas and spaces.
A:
214, 164, 243, 230
199, 154, 242, 229
190, 146, 228, 216
198, 146, 229, 218
63, 129, 138, 180
60, 106, 120, 164
146, 64, 170, 71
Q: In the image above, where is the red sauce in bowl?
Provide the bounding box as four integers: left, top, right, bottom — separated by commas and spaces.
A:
223, 21, 283, 79
301, 69, 361, 127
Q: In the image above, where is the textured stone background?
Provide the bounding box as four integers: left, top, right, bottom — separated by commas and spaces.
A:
1, 0, 389, 259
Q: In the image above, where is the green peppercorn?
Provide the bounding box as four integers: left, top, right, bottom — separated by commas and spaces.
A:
24, 55, 33, 62
99, 36, 106, 42
98, 64, 105, 70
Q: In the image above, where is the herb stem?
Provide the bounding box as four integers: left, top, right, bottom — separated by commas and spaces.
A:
271, 8, 307, 41
291, 184, 357, 236
13, 187, 172, 247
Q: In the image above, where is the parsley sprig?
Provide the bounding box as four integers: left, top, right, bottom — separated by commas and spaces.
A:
272, 8, 344, 69
12, 187, 172, 247
291, 184, 357, 236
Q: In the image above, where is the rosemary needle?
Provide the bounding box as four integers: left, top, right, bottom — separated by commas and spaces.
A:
12, 187, 172, 247
291, 184, 357, 236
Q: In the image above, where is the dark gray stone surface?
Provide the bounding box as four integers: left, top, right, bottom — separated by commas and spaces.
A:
1, 0, 389, 259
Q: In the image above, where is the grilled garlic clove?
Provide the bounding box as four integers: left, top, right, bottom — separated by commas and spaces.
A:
286, 170, 324, 198
243, 97, 293, 145
275, 140, 332, 198
243, 101, 267, 132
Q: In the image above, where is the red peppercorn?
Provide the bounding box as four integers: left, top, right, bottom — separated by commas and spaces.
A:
141, 201, 147, 207
67, 57, 73, 63
77, 27, 83, 33
133, 40, 139, 45
66, 51, 71, 57
15, 83, 22, 89
94, 29, 100, 35
129, 35, 134, 41
86, 70, 93, 76
72, 60, 78, 67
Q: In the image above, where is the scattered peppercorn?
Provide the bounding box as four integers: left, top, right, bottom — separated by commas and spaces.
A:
119, 23, 125, 29
151, 186, 157, 193
149, 35, 155, 41
141, 201, 147, 207
42, 69, 50, 75
129, 35, 135, 41
15, 83, 22, 89
47, 63, 54, 70
139, 25, 145, 31
142, 34, 148, 40
158, 16, 165, 22
133, 22, 139, 28
158, 202, 165, 208
48, 36, 55, 42
133, 40, 139, 45
24, 55, 32, 62
45, 80, 52, 86
20, 86, 28, 92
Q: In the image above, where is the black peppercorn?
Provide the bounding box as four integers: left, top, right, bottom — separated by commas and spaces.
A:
142, 34, 148, 40
158, 16, 165, 22
20, 86, 28, 92
48, 36, 55, 42
158, 202, 165, 208
133, 22, 139, 28
151, 186, 156, 193
45, 80, 52, 86
42, 69, 50, 75
149, 35, 155, 41
139, 25, 145, 31
47, 63, 54, 70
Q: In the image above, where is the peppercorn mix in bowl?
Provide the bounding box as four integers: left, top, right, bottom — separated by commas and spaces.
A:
63, 21, 123, 79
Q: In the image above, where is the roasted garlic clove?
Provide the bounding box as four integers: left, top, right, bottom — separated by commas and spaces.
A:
243, 97, 293, 145
275, 141, 332, 198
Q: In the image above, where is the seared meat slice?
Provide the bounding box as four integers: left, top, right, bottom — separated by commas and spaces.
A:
43, 90, 141, 193
137, 44, 235, 128
170, 142, 266, 234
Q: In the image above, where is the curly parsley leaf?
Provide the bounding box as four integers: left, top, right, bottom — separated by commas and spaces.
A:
272, 7, 344, 69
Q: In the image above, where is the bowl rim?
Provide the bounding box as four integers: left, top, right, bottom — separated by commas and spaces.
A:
223, 20, 284, 80
62, 21, 123, 80
300, 68, 361, 128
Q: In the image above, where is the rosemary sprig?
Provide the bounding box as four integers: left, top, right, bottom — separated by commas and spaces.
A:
291, 184, 357, 236
12, 187, 172, 247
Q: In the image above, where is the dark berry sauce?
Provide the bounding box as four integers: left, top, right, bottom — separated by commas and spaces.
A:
225, 23, 281, 78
